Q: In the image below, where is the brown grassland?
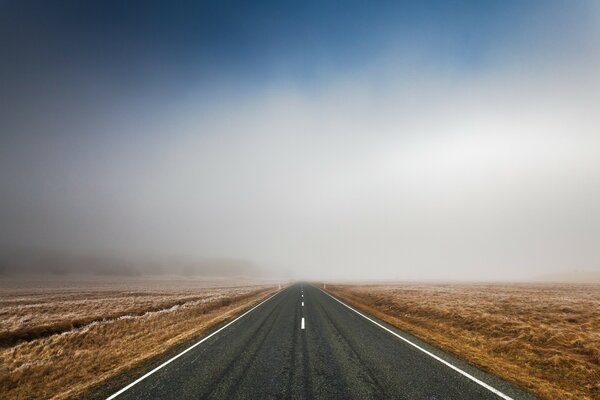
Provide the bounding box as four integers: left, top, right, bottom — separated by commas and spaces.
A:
326, 283, 600, 400
0, 279, 277, 399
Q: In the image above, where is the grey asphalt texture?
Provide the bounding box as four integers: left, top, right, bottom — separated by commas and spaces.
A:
111, 284, 537, 400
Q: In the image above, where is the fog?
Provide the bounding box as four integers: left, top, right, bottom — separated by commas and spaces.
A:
1, 1, 599, 280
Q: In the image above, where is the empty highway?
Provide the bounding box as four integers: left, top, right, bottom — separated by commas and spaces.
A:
106, 284, 537, 400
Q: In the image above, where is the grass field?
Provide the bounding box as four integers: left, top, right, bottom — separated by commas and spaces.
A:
326, 283, 600, 400
0, 278, 277, 399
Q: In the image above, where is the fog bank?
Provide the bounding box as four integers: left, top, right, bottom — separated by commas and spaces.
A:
1, 1, 599, 281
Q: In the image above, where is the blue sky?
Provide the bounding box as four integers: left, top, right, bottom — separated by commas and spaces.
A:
0, 1, 542, 100
1, 1, 599, 279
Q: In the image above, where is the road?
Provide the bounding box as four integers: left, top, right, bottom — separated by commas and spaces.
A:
107, 284, 537, 400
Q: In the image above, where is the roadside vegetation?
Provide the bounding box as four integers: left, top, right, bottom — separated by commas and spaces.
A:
326, 283, 600, 400
0, 279, 276, 399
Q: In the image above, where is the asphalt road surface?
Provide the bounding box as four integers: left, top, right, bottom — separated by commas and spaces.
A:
107, 284, 537, 400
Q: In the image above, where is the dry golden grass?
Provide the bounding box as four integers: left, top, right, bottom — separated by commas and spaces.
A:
326, 283, 600, 400
0, 279, 277, 399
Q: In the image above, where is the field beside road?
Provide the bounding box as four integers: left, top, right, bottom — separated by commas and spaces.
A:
326, 283, 600, 400
0, 278, 277, 400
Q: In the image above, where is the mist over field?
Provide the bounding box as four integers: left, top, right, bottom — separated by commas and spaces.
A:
1, 1, 599, 281
0, 250, 266, 278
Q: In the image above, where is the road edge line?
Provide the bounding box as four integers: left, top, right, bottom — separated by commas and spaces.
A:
105, 288, 284, 399
320, 288, 515, 400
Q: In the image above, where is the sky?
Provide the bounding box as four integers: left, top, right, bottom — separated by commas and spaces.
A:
1, 0, 599, 280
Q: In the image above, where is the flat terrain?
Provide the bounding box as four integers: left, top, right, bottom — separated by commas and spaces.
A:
0, 278, 276, 399
326, 283, 600, 400
103, 284, 534, 400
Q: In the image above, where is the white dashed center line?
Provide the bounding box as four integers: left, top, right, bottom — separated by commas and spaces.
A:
301, 317, 305, 330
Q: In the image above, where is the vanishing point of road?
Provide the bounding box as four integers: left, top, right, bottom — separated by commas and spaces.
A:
105, 284, 537, 400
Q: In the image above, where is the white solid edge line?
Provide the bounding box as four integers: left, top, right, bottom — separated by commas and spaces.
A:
320, 289, 515, 400
301, 317, 305, 330
106, 289, 283, 400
